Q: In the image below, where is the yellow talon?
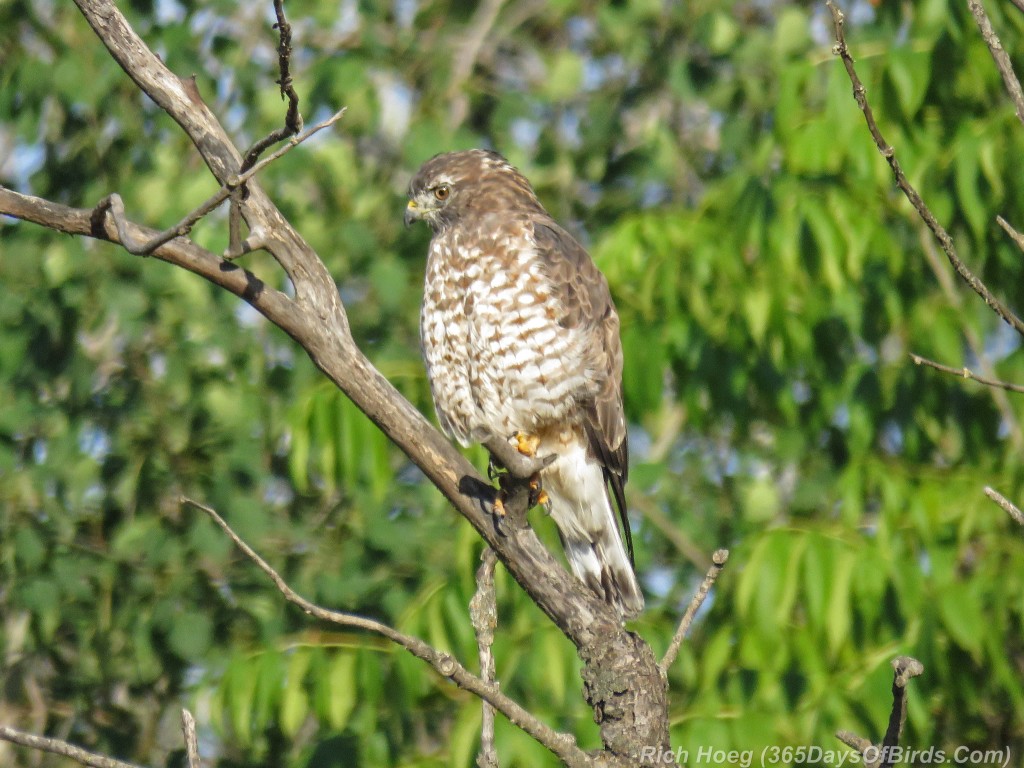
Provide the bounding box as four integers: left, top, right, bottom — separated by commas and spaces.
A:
535, 489, 550, 506
493, 496, 506, 517
514, 431, 541, 457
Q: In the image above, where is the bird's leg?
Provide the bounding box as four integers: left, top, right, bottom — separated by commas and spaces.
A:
483, 435, 554, 522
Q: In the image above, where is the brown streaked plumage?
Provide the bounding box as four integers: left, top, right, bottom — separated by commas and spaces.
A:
407, 149, 643, 619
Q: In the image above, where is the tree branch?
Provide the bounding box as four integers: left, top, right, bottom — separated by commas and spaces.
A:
909, 352, 1024, 394
71, 0, 336, 303
967, 0, 1024, 128
915, 229, 1024, 448
181, 709, 201, 768
0, 726, 143, 768
0, 186, 303, 337
827, 0, 1024, 340
241, 0, 304, 172
660, 549, 729, 674
88, 108, 343, 257
470, 548, 500, 768
985, 486, 1024, 526
835, 656, 924, 768
996, 215, 1024, 254
181, 498, 592, 768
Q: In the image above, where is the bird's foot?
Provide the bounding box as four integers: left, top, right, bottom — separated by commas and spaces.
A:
513, 431, 541, 458
484, 436, 555, 480
528, 474, 550, 509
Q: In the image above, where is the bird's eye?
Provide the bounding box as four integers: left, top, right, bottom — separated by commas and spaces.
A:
433, 185, 450, 201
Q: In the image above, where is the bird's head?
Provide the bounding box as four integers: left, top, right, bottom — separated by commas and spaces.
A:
405, 149, 544, 232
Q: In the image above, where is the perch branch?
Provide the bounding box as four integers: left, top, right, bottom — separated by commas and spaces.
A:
836, 656, 923, 768
660, 549, 729, 673
181, 498, 591, 768
910, 353, 1024, 394
0, 726, 143, 768
967, 0, 1024, 128
827, 0, 1024, 340
985, 486, 1024, 526
470, 547, 500, 768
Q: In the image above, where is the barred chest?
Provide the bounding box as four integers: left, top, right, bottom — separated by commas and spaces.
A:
419, 224, 589, 446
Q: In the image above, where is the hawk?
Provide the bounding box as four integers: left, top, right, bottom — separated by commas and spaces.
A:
406, 149, 644, 619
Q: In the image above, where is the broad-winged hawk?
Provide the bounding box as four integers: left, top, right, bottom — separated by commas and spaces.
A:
406, 149, 643, 619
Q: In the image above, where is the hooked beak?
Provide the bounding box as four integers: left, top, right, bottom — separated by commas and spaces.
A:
404, 199, 420, 228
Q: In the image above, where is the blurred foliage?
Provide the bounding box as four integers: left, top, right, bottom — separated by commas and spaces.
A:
2, 0, 1024, 765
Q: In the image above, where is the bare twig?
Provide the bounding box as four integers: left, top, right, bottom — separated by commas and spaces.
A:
659, 549, 729, 674
967, 0, 1024, 128
985, 486, 1024, 526
910, 352, 1024, 394
916, 231, 1023, 448
232, 0, 305, 254
0, 726, 142, 768
835, 656, 923, 768
996, 215, 1024, 253
1012, 0, 1024, 15
90, 108, 345, 257
470, 548, 500, 768
180, 498, 592, 768
827, 0, 1024, 340
241, 0, 304, 172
